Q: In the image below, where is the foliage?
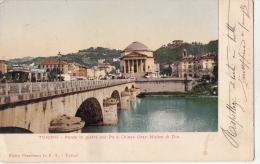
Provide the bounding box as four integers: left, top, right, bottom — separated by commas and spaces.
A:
66, 47, 121, 67
154, 42, 206, 66
188, 83, 218, 95
153, 40, 218, 68
161, 65, 172, 76
7, 47, 121, 70
205, 40, 218, 53
6, 57, 45, 70
47, 67, 62, 81
212, 55, 218, 83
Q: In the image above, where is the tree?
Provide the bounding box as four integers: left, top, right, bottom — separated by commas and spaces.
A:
52, 68, 58, 80
167, 65, 172, 76
205, 40, 218, 53
212, 56, 218, 83
161, 65, 172, 76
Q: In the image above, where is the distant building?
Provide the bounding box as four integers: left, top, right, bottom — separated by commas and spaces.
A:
113, 58, 119, 62
143, 61, 160, 78
177, 49, 217, 78
94, 69, 104, 80
119, 41, 155, 77
172, 62, 179, 77
162, 62, 174, 77
154, 61, 160, 73
98, 58, 105, 64
79, 65, 88, 77
98, 63, 112, 73
68, 63, 80, 76
163, 62, 174, 69
40, 58, 68, 74
0, 60, 7, 74
86, 68, 95, 80
167, 40, 188, 49
8, 64, 47, 82
111, 65, 116, 70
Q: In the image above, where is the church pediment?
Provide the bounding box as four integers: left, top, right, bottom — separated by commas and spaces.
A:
120, 52, 147, 59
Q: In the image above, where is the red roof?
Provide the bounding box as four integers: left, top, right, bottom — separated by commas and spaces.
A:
180, 53, 217, 62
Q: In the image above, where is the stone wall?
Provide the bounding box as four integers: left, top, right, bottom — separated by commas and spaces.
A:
136, 78, 194, 93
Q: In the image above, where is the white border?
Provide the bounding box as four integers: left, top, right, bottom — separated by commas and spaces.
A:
0, 0, 259, 163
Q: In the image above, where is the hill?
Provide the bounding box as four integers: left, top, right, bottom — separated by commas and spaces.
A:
5, 40, 218, 71
154, 40, 218, 65
6, 47, 121, 70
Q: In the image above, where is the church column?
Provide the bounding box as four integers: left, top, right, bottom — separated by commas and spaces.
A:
143, 60, 145, 72
136, 59, 138, 73
139, 59, 141, 72
144, 60, 147, 72
128, 60, 130, 73
131, 60, 134, 72
124, 60, 126, 73
140, 59, 143, 72
135, 59, 138, 73
126, 60, 128, 73
127, 60, 129, 73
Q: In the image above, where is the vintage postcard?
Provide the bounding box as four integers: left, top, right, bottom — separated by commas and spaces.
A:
0, 0, 255, 162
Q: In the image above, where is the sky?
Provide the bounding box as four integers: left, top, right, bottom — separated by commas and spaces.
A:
0, 0, 218, 60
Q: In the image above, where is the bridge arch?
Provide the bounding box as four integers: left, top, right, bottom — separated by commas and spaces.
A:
0, 127, 33, 133
75, 97, 103, 125
111, 90, 121, 110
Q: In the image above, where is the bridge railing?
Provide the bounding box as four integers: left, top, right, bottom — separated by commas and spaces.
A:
0, 79, 134, 96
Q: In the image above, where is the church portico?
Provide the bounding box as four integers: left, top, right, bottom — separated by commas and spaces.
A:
123, 58, 146, 73
120, 42, 154, 77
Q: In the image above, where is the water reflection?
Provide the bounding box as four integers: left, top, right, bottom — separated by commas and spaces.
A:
148, 111, 185, 132
82, 96, 218, 133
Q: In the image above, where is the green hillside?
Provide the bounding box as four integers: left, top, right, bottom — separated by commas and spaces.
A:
154, 40, 218, 65
6, 47, 121, 70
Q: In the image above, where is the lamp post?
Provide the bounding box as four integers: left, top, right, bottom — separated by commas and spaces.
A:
58, 52, 62, 81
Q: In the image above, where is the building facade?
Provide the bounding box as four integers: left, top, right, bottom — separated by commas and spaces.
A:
68, 63, 80, 76
154, 61, 160, 73
0, 60, 7, 74
86, 68, 95, 80
120, 41, 154, 76
98, 63, 112, 73
98, 59, 105, 64
177, 49, 217, 78
94, 69, 105, 80
79, 65, 88, 77
40, 58, 68, 74
167, 40, 188, 49
9, 65, 47, 82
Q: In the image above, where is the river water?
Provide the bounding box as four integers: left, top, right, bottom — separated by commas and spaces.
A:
82, 96, 218, 133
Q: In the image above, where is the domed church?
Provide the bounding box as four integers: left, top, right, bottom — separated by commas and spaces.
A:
119, 41, 155, 77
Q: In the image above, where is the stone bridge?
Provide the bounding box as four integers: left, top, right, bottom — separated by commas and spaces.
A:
0, 80, 139, 133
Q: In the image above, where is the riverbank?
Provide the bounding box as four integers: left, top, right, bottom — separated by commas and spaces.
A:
137, 92, 218, 97
137, 83, 218, 98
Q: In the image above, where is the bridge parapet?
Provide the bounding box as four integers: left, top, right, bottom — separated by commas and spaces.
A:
0, 79, 134, 105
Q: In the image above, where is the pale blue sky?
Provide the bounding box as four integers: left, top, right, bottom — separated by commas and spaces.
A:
0, 0, 218, 60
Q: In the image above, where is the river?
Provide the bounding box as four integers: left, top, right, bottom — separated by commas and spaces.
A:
82, 96, 218, 133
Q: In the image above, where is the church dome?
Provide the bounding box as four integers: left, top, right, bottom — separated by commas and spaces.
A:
123, 41, 153, 52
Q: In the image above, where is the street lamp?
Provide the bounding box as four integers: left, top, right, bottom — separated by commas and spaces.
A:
58, 52, 62, 81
